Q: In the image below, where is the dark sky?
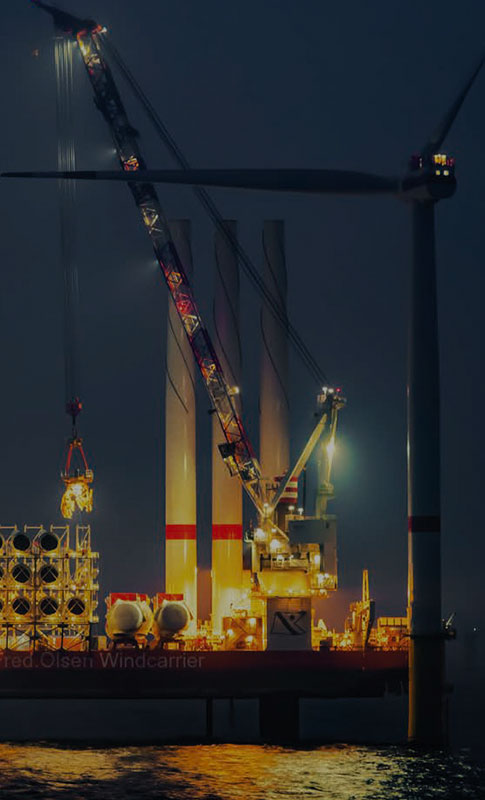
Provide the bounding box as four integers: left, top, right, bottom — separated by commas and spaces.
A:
0, 0, 484, 628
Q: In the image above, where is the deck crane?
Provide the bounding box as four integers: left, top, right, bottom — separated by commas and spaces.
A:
31, 1, 344, 541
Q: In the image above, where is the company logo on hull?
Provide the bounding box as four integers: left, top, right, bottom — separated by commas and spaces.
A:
270, 611, 308, 636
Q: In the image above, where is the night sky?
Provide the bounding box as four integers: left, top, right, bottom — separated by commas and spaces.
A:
0, 1, 484, 631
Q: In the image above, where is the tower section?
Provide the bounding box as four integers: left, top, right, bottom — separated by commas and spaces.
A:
260, 220, 290, 495
165, 220, 197, 631
211, 221, 243, 635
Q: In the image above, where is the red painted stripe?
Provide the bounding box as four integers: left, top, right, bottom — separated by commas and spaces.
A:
108, 593, 149, 603
166, 524, 197, 540
408, 515, 440, 533
212, 524, 243, 540
155, 593, 184, 602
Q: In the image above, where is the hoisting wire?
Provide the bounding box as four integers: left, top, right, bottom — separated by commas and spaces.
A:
54, 28, 81, 428
54, 26, 93, 519
100, 35, 330, 389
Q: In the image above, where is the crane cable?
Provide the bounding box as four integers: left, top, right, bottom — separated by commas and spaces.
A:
54, 29, 81, 424
54, 27, 93, 519
100, 35, 330, 389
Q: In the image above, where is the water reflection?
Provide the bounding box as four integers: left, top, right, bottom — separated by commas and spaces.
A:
0, 744, 482, 799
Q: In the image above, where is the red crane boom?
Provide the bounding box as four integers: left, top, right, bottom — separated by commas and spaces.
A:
32, 2, 343, 525
46, 16, 265, 510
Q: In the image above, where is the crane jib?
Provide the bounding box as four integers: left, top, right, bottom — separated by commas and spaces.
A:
75, 32, 263, 506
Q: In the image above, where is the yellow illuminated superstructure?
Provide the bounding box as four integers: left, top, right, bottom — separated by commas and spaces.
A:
222, 612, 263, 651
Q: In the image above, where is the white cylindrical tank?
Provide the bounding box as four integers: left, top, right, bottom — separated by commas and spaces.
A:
106, 599, 153, 641
260, 220, 290, 480
153, 599, 190, 641
211, 221, 243, 635
165, 220, 197, 633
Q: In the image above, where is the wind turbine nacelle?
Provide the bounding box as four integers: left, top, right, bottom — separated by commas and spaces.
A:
402, 153, 456, 201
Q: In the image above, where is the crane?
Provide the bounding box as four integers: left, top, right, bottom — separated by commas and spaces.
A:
30, 1, 344, 536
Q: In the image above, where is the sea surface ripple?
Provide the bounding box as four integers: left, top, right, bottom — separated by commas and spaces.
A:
0, 743, 483, 799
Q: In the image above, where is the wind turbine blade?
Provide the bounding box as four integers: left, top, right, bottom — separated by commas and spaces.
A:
422, 51, 485, 157
32, 0, 100, 35
1, 169, 400, 195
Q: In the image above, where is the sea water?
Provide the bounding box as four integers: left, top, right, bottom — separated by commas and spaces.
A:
0, 743, 483, 799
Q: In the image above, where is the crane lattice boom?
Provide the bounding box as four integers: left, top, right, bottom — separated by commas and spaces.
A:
32, 2, 345, 524
74, 30, 264, 509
